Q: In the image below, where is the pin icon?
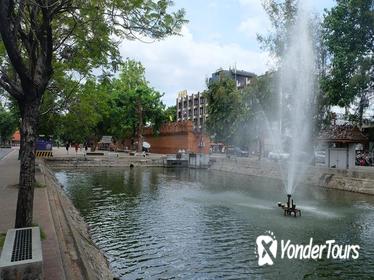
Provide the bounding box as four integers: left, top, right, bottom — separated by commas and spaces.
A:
256, 232, 277, 266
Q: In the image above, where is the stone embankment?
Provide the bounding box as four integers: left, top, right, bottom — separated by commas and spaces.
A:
38, 160, 115, 279
210, 157, 374, 195
46, 154, 164, 168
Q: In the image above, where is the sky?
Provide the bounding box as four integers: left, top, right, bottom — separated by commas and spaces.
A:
119, 0, 336, 106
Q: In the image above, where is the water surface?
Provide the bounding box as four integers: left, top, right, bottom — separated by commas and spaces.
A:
55, 167, 374, 279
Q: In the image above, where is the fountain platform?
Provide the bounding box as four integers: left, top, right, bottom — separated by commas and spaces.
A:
277, 194, 301, 217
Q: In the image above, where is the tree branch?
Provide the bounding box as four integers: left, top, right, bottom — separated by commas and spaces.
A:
0, 0, 33, 87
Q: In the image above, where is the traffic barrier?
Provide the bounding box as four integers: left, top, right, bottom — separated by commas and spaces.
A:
35, 150, 53, 157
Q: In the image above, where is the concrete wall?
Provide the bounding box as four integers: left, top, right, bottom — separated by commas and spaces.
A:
210, 157, 374, 195
40, 161, 115, 279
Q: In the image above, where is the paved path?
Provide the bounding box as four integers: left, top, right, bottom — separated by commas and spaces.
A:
0, 148, 13, 160
0, 148, 66, 279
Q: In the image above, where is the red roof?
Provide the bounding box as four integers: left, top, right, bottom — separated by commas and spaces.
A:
318, 125, 368, 143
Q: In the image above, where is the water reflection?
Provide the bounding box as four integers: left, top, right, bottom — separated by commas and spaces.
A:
54, 167, 374, 279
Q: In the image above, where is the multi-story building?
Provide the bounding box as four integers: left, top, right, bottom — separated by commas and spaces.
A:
176, 69, 256, 130
209, 68, 256, 89
176, 90, 208, 130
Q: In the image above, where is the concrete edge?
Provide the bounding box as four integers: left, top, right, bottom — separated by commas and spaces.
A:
39, 160, 115, 280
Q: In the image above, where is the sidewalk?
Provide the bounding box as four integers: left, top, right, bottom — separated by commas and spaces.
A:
0, 148, 65, 279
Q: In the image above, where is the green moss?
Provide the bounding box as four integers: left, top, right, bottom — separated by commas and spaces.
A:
32, 224, 47, 240
0, 232, 6, 248
33, 181, 46, 188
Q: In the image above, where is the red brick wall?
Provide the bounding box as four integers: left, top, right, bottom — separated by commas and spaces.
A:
144, 121, 210, 154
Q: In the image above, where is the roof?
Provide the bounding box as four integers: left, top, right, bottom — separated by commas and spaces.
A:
213, 69, 257, 78
318, 125, 368, 143
232, 69, 257, 77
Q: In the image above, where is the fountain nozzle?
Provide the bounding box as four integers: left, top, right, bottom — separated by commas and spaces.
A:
287, 194, 291, 208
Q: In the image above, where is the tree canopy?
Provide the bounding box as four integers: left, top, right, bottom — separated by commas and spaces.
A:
204, 74, 245, 144
0, 0, 187, 228
322, 0, 374, 124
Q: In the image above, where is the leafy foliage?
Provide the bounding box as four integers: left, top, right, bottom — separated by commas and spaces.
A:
205, 74, 245, 143
322, 0, 374, 110
0, 104, 18, 143
257, 0, 297, 60
163, 105, 177, 122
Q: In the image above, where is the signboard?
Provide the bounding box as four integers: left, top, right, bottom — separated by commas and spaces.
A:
178, 90, 188, 99
36, 138, 53, 150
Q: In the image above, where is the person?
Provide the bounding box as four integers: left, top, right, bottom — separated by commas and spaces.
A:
84, 143, 88, 153
65, 143, 69, 154
75, 143, 79, 154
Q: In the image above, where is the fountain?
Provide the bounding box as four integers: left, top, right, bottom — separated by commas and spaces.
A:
270, 1, 316, 214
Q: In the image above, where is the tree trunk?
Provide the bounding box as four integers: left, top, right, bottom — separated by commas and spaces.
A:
136, 101, 143, 153
15, 99, 40, 228
358, 95, 365, 129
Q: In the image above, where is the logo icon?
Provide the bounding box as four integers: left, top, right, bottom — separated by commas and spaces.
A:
256, 231, 277, 266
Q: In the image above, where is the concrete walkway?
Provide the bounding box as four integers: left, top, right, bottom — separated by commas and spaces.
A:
0, 148, 66, 279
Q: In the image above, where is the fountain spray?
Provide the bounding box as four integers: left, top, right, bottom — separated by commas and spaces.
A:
275, 0, 315, 215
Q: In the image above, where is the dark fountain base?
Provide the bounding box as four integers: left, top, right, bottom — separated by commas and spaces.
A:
277, 194, 301, 217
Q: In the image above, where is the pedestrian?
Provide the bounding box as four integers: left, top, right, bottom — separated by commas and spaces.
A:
75, 143, 79, 154
65, 143, 69, 154
84, 143, 88, 153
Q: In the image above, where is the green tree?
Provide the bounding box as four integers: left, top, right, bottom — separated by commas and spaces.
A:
205, 74, 245, 144
109, 60, 165, 151
0, 0, 186, 228
0, 104, 18, 144
257, 0, 297, 61
164, 105, 177, 122
322, 0, 374, 126
60, 79, 110, 145
231, 73, 276, 151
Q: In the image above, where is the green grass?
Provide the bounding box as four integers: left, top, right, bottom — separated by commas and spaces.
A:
32, 224, 46, 240
33, 181, 46, 188
0, 232, 6, 249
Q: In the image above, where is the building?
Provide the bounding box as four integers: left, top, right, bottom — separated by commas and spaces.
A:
318, 125, 368, 169
176, 90, 208, 130
143, 121, 210, 154
11, 130, 20, 146
209, 68, 256, 89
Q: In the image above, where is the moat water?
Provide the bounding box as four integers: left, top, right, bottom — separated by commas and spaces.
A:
55, 167, 374, 279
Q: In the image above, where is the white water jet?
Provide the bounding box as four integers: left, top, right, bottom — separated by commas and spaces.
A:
275, 1, 316, 195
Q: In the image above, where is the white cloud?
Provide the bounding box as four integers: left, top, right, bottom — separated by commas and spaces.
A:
119, 27, 270, 106
237, 0, 270, 40
238, 17, 269, 39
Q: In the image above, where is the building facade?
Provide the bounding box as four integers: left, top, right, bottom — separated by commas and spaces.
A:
143, 121, 210, 154
176, 90, 208, 130
176, 69, 256, 130
209, 68, 256, 89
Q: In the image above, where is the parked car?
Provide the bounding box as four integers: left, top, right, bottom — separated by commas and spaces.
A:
227, 147, 249, 157
268, 151, 290, 161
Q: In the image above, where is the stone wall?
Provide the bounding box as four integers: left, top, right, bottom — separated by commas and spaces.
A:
39, 160, 115, 279
210, 157, 374, 195
45, 155, 164, 168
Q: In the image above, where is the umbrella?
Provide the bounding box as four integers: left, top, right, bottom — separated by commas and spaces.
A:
143, 141, 151, 149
